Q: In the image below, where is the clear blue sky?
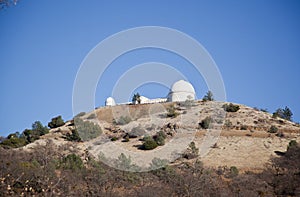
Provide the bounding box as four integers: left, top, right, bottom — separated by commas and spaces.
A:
1, 1, 300, 137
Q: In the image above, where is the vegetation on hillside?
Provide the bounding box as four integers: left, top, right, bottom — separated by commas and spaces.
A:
0, 140, 298, 196
273, 106, 293, 121
0, 121, 49, 148
48, 115, 65, 129
74, 118, 102, 141
222, 103, 240, 112
202, 90, 214, 101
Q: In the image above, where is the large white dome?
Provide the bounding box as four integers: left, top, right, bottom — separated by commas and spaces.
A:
167, 80, 196, 102
171, 80, 195, 94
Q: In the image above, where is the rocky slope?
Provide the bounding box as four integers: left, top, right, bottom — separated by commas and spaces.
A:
23, 100, 300, 172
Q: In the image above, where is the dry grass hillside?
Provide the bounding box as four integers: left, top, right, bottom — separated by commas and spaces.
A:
24, 100, 300, 172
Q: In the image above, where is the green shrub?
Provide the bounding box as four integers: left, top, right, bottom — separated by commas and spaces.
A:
87, 113, 96, 119
149, 157, 169, 170
20, 121, 49, 144
166, 104, 179, 118
48, 115, 65, 128
222, 103, 240, 112
143, 137, 158, 150
230, 166, 239, 177
202, 90, 214, 101
181, 97, 194, 109
114, 116, 132, 125
268, 125, 278, 133
111, 136, 118, 141
74, 118, 102, 141
60, 154, 84, 170
154, 131, 166, 146
0, 137, 27, 148
65, 129, 82, 142
183, 141, 199, 159
199, 116, 212, 129
273, 106, 293, 121
224, 120, 232, 128
32, 121, 49, 136
287, 140, 298, 150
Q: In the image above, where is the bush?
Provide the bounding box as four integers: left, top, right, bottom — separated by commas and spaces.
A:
222, 103, 240, 112
0, 137, 27, 148
224, 120, 232, 128
273, 106, 293, 121
74, 118, 102, 141
183, 141, 199, 159
1, 121, 50, 147
87, 113, 96, 119
32, 121, 49, 136
60, 154, 84, 170
202, 91, 214, 101
143, 137, 158, 150
114, 116, 132, 125
153, 131, 166, 146
166, 104, 179, 118
287, 140, 298, 150
111, 136, 118, 141
229, 166, 239, 177
268, 125, 278, 133
65, 129, 82, 142
48, 115, 65, 128
199, 116, 212, 129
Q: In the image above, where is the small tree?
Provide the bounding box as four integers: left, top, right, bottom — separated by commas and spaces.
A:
32, 121, 49, 136
202, 91, 214, 101
273, 106, 293, 121
132, 93, 141, 104
48, 115, 65, 128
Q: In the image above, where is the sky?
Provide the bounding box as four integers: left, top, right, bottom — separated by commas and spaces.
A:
0, 0, 299, 137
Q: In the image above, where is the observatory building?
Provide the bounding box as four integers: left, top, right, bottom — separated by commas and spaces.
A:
105, 80, 195, 106
167, 80, 195, 102
105, 97, 116, 106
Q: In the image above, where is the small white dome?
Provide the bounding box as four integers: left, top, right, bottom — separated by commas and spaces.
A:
105, 97, 116, 106
171, 80, 195, 94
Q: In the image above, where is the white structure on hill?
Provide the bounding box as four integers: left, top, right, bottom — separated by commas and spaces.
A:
105, 80, 195, 106
167, 80, 195, 102
105, 97, 116, 106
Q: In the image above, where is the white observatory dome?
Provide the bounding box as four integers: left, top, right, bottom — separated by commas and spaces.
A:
167, 80, 196, 102
105, 97, 116, 106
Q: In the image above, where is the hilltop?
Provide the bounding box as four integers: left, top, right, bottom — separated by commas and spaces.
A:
1, 100, 299, 196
